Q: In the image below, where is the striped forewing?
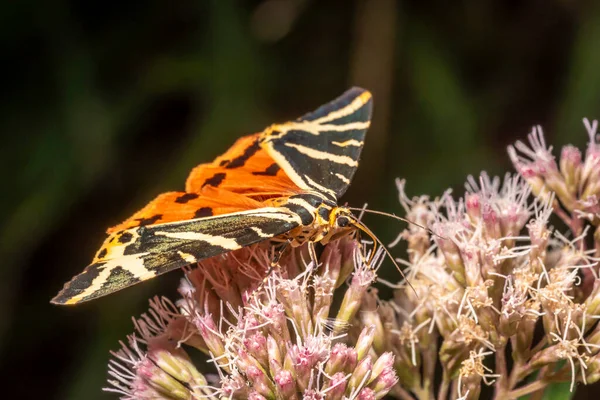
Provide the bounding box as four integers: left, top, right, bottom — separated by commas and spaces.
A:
261, 87, 373, 200
51, 207, 302, 304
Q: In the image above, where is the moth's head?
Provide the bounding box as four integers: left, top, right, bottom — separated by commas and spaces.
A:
329, 207, 354, 230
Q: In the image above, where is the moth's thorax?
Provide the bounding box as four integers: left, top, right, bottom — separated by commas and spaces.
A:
284, 197, 354, 246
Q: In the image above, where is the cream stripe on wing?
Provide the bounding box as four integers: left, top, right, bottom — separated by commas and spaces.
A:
283, 143, 359, 166
262, 140, 314, 194
335, 173, 350, 184
65, 253, 153, 305
270, 121, 370, 137
177, 251, 197, 263
154, 231, 242, 250
248, 210, 304, 224
141, 207, 301, 227
312, 91, 372, 124
303, 175, 337, 198
332, 139, 364, 147
316, 121, 370, 132
250, 226, 273, 238
285, 196, 318, 214
294, 121, 370, 135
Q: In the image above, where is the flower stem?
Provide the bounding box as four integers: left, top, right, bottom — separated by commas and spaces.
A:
450, 379, 459, 400
437, 376, 450, 400
412, 385, 432, 400
422, 349, 436, 397
494, 344, 508, 398
507, 360, 523, 391
392, 385, 416, 400
506, 380, 547, 399
553, 204, 573, 230
530, 337, 548, 356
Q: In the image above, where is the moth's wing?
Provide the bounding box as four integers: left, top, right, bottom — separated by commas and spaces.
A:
51, 207, 302, 305
107, 187, 265, 233
261, 87, 373, 200
184, 133, 297, 195
105, 135, 300, 233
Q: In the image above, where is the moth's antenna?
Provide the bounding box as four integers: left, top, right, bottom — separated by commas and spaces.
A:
346, 206, 446, 240
349, 216, 417, 295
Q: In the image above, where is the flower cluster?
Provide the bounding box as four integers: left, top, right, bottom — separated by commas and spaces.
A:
106, 237, 398, 399
352, 119, 600, 399
105, 118, 600, 399
508, 119, 600, 236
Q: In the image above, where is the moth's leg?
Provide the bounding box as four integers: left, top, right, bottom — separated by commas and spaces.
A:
260, 239, 292, 283
307, 240, 318, 269
271, 239, 291, 268
249, 240, 292, 301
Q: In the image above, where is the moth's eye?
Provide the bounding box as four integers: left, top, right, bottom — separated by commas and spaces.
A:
336, 216, 350, 228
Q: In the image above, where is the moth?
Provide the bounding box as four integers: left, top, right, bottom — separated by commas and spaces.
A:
52, 87, 373, 305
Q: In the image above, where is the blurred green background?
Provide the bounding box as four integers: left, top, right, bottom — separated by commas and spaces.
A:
1, 0, 600, 399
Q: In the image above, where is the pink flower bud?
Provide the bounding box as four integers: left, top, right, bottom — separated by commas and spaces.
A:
348, 356, 373, 393
465, 193, 482, 222
322, 372, 348, 400
355, 325, 376, 361
560, 145, 582, 195
244, 332, 268, 368
357, 387, 376, 400
245, 365, 275, 399
274, 370, 296, 399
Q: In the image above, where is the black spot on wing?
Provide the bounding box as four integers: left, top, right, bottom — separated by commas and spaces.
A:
97, 248, 108, 259
219, 160, 228, 166
175, 193, 199, 203
225, 139, 260, 168
194, 207, 213, 218
136, 214, 163, 226
202, 172, 226, 188
118, 231, 134, 243
252, 163, 280, 176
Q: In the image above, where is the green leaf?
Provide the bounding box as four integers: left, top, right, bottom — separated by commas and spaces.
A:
541, 381, 574, 400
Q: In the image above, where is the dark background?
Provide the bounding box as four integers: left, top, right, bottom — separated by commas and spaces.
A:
1, 1, 600, 399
